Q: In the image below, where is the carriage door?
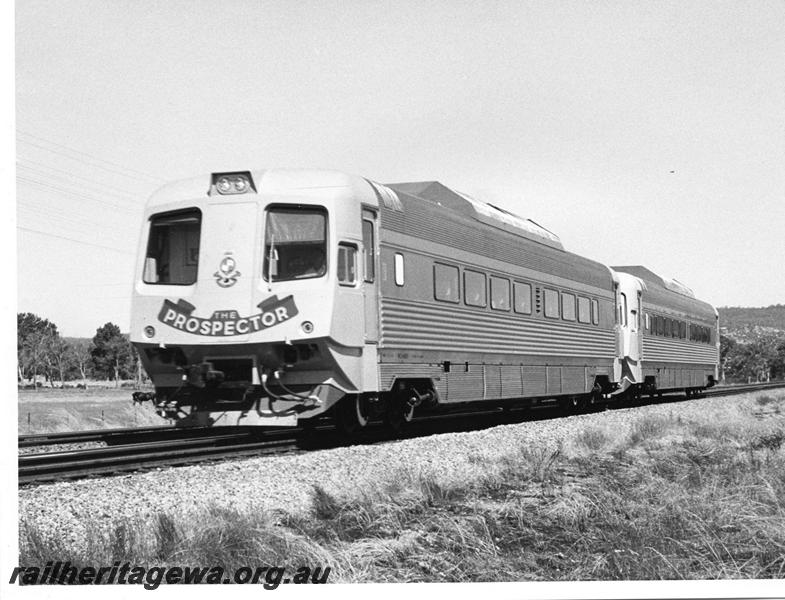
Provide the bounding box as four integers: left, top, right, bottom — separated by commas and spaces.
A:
362, 210, 379, 342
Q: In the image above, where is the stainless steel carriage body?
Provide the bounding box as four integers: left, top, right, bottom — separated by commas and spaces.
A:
611, 266, 719, 393
375, 181, 618, 405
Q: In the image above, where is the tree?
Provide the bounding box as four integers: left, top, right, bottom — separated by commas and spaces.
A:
17, 313, 59, 389
68, 339, 94, 389
46, 336, 74, 388
91, 322, 135, 387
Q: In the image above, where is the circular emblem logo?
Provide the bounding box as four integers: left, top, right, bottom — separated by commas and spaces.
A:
219, 256, 236, 274
214, 255, 241, 288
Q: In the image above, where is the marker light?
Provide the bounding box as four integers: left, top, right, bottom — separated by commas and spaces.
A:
144, 326, 156, 338
210, 171, 256, 196
301, 321, 314, 334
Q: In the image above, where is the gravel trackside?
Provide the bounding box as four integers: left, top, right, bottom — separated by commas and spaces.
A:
18, 392, 785, 552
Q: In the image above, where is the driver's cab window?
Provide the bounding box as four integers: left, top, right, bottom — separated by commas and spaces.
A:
263, 207, 327, 281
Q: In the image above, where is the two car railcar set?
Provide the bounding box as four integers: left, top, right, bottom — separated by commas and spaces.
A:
130, 169, 719, 433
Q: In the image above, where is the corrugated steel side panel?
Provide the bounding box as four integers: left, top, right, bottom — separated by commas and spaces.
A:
446, 367, 484, 401
563, 367, 586, 394
379, 363, 441, 389
523, 366, 546, 396
643, 367, 713, 388
484, 365, 502, 398
501, 366, 523, 397
642, 337, 718, 364
546, 367, 562, 394
380, 298, 615, 358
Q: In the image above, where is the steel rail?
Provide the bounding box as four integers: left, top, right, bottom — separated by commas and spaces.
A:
18, 425, 299, 449
18, 429, 311, 485
18, 425, 183, 448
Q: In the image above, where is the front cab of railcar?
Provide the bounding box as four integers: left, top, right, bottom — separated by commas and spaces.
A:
130, 169, 383, 427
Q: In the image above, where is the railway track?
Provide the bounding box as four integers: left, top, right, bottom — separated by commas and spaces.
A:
18, 381, 785, 486
17, 424, 290, 449
18, 428, 319, 485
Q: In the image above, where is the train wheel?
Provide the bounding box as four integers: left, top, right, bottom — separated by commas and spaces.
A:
334, 394, 369, 436
384, 394, 415, 436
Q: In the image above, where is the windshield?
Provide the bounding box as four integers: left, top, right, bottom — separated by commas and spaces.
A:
263, 207, 327, 281
143, 209, 201, 285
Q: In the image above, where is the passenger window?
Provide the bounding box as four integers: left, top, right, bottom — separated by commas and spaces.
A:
490, 276, 510, 311
394, 253, 404, 286
591, 299, 599, 325
434, 264, 460, 303
577, 296, 591, 323
337, 244, 357, 285
562, 293, 576, 321
362, 219, 375, 283
544, 288, 560, 319
514, 282, 532, 314
464, 270, 487, 307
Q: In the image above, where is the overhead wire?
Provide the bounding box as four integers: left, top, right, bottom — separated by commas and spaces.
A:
17, 174, 141, 213
17, 158, 148, 201
16, 129, 167, 185
17, 226, 135, 255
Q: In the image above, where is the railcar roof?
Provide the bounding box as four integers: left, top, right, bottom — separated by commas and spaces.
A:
387, 181, 564, 250
612, 265, 716, 319
145, 169, 380, 209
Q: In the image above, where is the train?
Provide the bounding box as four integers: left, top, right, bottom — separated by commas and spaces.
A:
129, 169, 719, 433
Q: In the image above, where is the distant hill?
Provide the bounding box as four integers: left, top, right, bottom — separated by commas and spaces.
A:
718, 304, 785, 344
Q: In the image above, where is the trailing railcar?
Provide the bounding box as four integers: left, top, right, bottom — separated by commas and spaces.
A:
129, 168, 718, 432
611, 266, 719, 398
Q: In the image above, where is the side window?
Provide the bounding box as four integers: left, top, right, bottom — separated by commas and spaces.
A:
619, 293, 628, 327
577, 296, 591, 323
394, 253, 404, 286
490, 276, 510, 311
362, 219, 375, 283
337, 243, 357, 285
644, 312, 650, 331
434, 263, 460, 303
544, 288, 560, 319
562, 292, 576, 321
513, 282, 532, 314
591, 299, 599, 325
464, 270, 487, 308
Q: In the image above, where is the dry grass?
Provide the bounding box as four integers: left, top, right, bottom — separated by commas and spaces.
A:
19, 392, 785, 582
18, 388, 163, 433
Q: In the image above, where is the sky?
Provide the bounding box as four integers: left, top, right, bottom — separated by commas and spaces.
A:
13, 0, 785, 337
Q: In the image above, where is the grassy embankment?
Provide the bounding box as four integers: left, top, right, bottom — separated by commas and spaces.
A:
21, 392, 785, 581
18, 387, 162, 433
